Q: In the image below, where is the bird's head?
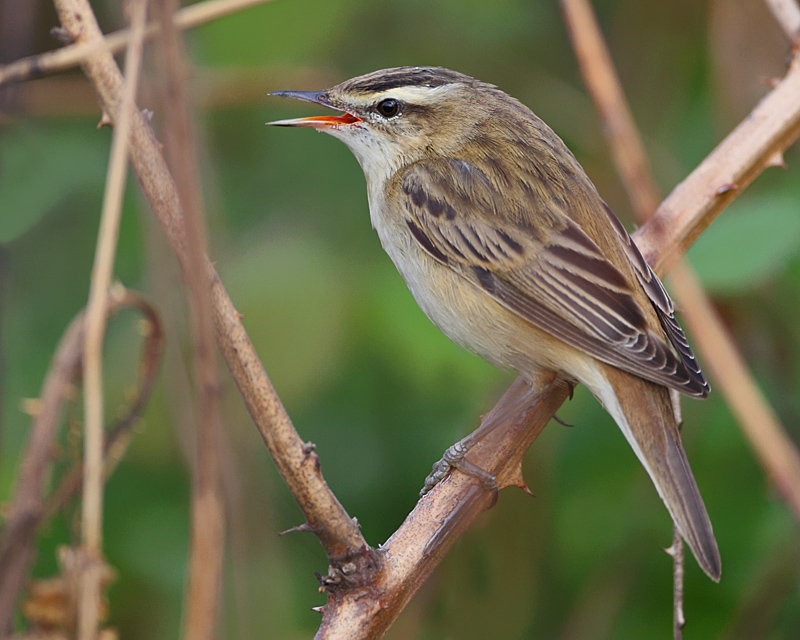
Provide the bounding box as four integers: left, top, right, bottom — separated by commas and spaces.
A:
267, 67, 506, 178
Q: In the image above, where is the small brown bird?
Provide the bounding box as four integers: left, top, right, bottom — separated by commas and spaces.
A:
268, 66, 720, 580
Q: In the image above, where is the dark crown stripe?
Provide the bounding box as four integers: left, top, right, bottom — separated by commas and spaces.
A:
341, 67, 472, 94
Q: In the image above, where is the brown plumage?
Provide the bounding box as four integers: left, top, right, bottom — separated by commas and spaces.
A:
268, 66, 720, 580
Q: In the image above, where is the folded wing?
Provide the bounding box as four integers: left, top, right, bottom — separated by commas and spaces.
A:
397, 158, 709, 397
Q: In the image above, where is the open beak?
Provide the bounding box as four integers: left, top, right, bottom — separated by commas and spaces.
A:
266, 90, 362, 128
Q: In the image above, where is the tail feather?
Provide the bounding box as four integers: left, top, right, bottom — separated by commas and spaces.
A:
586, 364, 721, 581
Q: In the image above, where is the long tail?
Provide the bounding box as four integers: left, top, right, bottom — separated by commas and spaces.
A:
585, 364, 721, 581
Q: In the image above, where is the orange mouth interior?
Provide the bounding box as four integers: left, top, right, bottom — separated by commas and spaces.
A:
299, 113, 362, 126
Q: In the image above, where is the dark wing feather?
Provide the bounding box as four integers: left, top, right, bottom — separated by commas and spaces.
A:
600, 203, 709, 397
397, 159, 708, 397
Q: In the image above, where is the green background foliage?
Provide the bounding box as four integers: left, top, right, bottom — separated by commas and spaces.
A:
2, 0, 800, 637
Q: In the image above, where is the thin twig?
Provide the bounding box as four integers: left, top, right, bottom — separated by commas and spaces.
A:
156, 0, 226, 636
764, 0, 800, 39
0, 0, 274, 87
77, 0, 148, 638
0, 290, 163, 636
41, 292, 165, 524
667, 525, 686, 639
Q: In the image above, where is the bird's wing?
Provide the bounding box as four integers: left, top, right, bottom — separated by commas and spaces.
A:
599, 203, 709, 396
396, 158, 709, 397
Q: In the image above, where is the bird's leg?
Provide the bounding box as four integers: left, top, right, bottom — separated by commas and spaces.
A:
420, 375, 552, 499
421, 438, 498, 498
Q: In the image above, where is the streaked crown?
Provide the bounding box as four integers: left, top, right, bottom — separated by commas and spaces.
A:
334, 66, 485, 96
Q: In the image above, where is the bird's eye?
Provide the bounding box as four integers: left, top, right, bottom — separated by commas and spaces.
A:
376, 98, 400, 118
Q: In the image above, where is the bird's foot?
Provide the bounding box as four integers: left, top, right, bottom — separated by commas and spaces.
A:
421, 438, 498, 505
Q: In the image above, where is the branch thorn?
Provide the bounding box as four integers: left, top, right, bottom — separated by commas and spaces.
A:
715, 182, 739, 195
502, 461, 533, 496
766, 150, 787, 168
49, 26, 76, 45
301, 441, 316, 456
97, 112, 113, 129
19, 398, 42, 418
279, 522, 313, 536
759, 75, 781, 89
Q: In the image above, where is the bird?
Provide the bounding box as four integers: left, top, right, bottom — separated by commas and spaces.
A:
267, 66, 720, 581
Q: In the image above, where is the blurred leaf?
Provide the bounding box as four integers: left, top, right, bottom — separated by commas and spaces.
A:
687, 196, 800, 295
0, 125, 107, 242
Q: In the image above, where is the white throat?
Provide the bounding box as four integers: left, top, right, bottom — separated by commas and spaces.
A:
324, 125, 408, 229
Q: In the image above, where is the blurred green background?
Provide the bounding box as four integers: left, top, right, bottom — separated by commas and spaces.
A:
2, 0, 800, 637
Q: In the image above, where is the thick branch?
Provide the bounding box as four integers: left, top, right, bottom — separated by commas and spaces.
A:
316, 378, 568, 639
